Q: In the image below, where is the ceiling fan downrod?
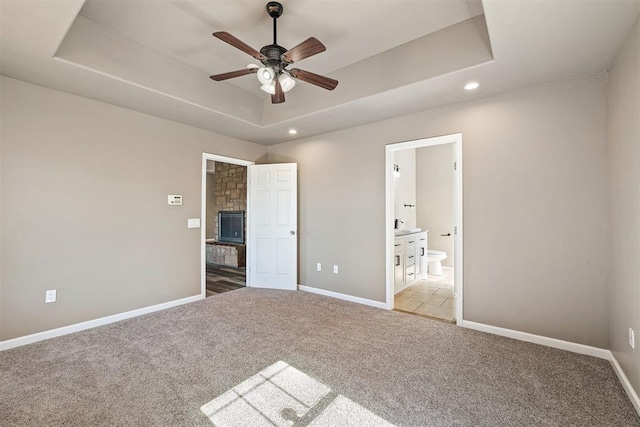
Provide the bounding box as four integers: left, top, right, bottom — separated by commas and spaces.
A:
267, 2, 283, 46
260, 1, 286, 73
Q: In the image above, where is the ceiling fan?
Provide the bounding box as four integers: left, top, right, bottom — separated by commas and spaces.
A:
209, 1, 338, 104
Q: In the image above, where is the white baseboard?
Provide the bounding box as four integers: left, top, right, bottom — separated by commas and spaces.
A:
298, 285, 387, 309
2, 292, 638, 417
461, 320, 640, 416
0, 294, 203, 351
610, 353, 640, 416
460, 320, 611, 359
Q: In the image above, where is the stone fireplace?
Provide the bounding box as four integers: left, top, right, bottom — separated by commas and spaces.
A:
205, 161, 247, 268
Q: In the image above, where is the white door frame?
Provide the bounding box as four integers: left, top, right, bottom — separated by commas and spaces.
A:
201, 153, 255, 298
385, 133, 464, 324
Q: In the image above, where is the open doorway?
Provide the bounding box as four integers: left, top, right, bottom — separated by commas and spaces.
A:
385, 134, 463, 324
201, 155, 299, 297
201, 154, 254, 298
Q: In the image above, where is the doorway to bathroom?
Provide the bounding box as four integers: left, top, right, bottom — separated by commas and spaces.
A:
385, 134, 463, 324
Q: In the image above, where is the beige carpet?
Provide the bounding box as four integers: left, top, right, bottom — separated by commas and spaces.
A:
1, 288, 638, 426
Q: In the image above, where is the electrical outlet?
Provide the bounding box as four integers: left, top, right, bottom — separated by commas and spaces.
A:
333, 265, 338, 274
45, 289, 56, 303
630, 328, 635, 349
316, 263, 322, 272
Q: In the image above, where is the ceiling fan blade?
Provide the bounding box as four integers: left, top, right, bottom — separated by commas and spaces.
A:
289, 68, 338, 91
282, 37, 326, 64
271, 77, 285, 104
209, 68, 257, 81
213, 31, 266, 61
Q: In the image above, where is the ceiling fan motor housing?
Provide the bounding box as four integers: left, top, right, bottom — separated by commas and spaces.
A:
260, 44, 288, 71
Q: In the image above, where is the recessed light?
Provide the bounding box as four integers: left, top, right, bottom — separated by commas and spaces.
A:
464, 82, 480, 90
288, 129, 298, 135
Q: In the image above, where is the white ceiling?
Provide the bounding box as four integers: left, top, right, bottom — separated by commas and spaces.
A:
1, 0, 639, 145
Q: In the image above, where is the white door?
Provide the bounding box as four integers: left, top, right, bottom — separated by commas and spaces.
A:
248, 163, 297, 290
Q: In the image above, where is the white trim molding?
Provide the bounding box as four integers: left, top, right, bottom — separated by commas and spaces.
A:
0, 294, 203, 351
297, 289, 639, 415
298, 285, 387, 309
385, 133, 464, 325
461, 320, 611, 359
610, 353, 640, 415
462, 320, 639, 416
201, 153, 255, 297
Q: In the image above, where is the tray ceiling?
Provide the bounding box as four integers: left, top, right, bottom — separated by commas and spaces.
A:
1, 0, 639, 144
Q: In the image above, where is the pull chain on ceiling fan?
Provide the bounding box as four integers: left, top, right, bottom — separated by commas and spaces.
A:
209, 1, 338, 104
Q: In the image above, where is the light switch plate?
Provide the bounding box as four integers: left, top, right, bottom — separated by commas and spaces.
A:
188, 218, 201, 228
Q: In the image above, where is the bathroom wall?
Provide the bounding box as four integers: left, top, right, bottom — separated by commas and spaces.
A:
416, 144, 455, 267
607, 13, 640, 399
393, 149, 416, 229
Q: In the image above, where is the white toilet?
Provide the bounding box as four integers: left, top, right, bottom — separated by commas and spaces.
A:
427, 250, 447, 275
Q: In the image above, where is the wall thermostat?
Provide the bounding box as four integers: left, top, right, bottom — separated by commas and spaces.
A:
168, 195, 183, 205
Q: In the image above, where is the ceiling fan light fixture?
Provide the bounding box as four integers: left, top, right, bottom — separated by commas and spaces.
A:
279, 73, 296, 92
257, 67, 275, 85
261, 82, 276, 94
209, 2, 338, 104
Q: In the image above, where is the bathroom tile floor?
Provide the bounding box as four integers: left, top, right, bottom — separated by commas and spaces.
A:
394, 267, 455, 323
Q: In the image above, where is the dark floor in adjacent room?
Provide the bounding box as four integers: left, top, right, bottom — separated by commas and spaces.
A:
206, 264, 246, 297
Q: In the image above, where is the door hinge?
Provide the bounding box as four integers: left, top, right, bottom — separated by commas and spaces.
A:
454, 226, 458, 235
454, 161, 457, 170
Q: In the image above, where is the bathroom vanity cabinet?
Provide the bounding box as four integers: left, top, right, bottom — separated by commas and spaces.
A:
393, 238, 406, 291
412, 232, 428, 279
394, 231, 427, 293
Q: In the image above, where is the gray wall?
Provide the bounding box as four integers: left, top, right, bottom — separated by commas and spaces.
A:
0, 77, 267, 340
416, 144, 455, 267
608, 15, 640, 396
268, 74, 610, 348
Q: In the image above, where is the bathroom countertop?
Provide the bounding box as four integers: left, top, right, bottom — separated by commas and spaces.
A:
394, 229, 428, 237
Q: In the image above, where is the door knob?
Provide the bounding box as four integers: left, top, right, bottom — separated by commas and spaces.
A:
441, 233, 451, 236
290, 231, 296, 235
